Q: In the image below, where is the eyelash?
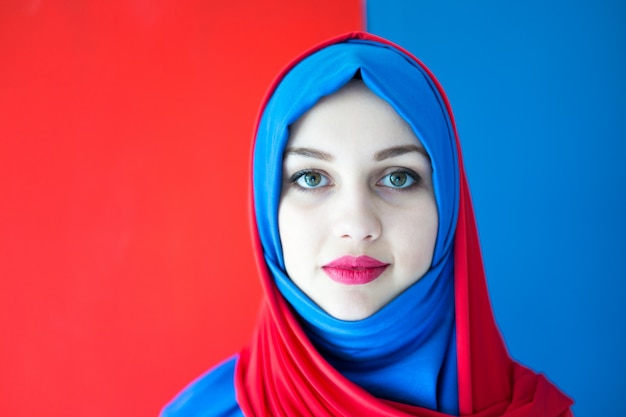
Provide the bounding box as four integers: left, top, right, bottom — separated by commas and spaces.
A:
288, 168, 421, 192
288, 170, 332, 191
378, 168, 421, 190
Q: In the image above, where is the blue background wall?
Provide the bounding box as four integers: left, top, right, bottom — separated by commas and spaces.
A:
367, 1, 626, 415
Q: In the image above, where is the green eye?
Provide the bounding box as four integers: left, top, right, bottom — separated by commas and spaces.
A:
380, 170, 417, 189
293, 170, 330, 189
304, 172, 322, 187
389, 172, 408, 187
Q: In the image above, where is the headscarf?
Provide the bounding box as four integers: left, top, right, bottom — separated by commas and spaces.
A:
235, 32, 573, 416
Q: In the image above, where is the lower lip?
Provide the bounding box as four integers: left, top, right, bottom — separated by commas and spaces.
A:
322, 265, 388, 285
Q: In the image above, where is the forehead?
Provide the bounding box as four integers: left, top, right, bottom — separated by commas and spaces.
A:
286, 80, 424, 153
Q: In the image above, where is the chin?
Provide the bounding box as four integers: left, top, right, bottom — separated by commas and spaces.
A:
328, 309, 373, 322
320, 292, 388, 322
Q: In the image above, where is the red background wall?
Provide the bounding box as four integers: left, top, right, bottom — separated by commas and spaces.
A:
0, 1, 362, 415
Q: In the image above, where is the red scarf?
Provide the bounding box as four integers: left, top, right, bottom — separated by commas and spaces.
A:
234, 32, 573, 417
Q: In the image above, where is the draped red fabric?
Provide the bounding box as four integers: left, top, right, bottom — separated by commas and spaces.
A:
454, 161, 574, 417
234, 32, 573, 417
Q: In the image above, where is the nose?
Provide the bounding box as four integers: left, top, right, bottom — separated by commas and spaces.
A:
331, 187, 382, 242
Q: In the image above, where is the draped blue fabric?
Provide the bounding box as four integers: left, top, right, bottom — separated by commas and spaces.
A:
161, 355, 244, 417
253, 39, 460, 414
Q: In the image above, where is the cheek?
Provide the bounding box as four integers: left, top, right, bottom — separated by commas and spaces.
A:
278, 201, 323, 271
389, 198, 439, 271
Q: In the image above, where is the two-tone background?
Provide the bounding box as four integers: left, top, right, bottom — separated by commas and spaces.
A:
1, 1, 623, 415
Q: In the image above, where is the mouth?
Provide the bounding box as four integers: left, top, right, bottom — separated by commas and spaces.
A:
322, 255, 389, 285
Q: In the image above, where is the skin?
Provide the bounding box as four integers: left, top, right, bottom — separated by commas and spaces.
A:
278, 80, 438, 321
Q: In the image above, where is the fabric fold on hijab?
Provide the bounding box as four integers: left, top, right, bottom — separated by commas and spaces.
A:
235, 32, 573, 417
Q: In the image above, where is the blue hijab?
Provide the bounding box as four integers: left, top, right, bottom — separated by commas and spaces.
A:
253, 38, 460, 414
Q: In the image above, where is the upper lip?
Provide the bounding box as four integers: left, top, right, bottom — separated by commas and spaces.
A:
323, 255, 389, 269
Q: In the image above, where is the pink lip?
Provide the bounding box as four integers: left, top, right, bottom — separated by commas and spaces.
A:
322, 256, 389, 285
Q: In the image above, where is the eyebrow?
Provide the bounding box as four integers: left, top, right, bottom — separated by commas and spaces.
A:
283, 147, 334, 161
284, 144, 430, 162
375, 144, 430, 161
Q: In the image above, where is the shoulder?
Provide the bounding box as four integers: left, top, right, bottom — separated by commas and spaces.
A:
160, 355, 243, 417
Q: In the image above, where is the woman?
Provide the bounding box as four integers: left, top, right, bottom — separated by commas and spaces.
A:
162, 32, 573, 416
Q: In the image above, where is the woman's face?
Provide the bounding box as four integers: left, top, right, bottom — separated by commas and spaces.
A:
278, 80, 438, 321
